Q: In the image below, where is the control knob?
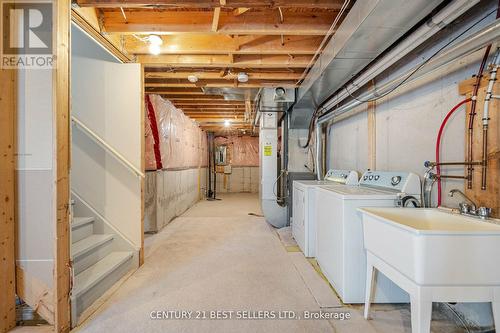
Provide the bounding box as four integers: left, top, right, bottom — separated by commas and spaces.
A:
391, 176, 402, 186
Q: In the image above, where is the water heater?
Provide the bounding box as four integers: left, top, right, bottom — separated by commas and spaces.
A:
259, 112, 287, 228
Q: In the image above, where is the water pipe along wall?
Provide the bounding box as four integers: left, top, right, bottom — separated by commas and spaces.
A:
144, 94, 208, 232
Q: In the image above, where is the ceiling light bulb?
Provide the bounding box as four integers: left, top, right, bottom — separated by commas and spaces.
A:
224, 119, 230, 127
148, 35, 163, 46
149, 43, 161, 55
237, 72, 249, 83
187, 75, 199, 83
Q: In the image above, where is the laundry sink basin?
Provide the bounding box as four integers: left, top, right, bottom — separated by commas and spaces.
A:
358, 208, 500, 286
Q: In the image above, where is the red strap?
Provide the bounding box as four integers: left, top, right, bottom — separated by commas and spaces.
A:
145, 95, 163, 170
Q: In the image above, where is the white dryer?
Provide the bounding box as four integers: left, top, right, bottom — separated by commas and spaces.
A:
315, 170, 421, 303
292, 169, 358, 257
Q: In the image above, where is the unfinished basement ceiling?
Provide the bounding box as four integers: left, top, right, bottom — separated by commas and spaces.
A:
72, 0, 352, 133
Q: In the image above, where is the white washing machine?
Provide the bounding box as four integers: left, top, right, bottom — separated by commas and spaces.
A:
292, 169, 358, 257
316, 170, 421, 303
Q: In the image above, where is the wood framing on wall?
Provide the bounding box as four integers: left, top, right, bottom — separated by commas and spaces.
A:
53, 0, 72, 332
0, 67, 16, 333
460, 76, 500, 218
140, 65, 145, 266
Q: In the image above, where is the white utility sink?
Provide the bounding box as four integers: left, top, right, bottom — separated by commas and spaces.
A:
359, 207, 500, 333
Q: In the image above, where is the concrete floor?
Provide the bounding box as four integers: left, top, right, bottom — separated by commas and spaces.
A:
72, 193, 485, 333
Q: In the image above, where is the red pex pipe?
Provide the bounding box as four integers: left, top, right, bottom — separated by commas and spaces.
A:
146, 95, 163, 170
436, 98, 471, 206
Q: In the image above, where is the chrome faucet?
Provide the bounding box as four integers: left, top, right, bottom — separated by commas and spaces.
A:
448, 189, 491, 219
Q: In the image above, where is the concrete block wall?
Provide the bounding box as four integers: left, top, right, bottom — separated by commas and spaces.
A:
215, 167, 259, 193
145, 167, 207, 232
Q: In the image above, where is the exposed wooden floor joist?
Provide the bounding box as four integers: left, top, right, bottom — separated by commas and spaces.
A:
75, 0, 349, 132
76, 0, 345, 9
101, 9, 336, 35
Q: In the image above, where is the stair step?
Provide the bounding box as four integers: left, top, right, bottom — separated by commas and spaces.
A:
72, 251, 133, 299
72, 217, 95, 244
72, 217, 94, 229
72, 234, 114, 260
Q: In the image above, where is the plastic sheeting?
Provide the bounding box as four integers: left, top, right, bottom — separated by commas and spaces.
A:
214, 136, 259, 167
145, 94, 208, 170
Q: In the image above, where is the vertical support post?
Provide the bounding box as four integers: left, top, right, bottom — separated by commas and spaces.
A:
53, 0, 71, 332
0, 65, 17, 333
140, 66, 145, 266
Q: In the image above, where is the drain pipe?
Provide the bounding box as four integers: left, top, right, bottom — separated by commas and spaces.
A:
481, 47, 500, 190
315, 18, 500, 180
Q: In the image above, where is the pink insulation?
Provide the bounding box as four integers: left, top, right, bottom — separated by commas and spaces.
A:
145, 94, 208, 170
214, 136, 259, 167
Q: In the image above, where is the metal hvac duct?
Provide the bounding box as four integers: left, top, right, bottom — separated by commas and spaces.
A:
290, 0, 474, 129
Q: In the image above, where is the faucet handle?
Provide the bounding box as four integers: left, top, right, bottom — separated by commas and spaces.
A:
478, 207, 492, 219
459, 202, 470, 214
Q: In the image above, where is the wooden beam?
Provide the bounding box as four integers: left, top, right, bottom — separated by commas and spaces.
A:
77, 0, 344, 9
124, 34, 322, 56
145, 87, 204, 94
158, 94, 227, 100
77, 0, 344, 10
172, 100, 249, 105
145, 71, 302, 81
233, 7, 250, 16
140, 66, 145, 266
102, 9, 335, 35
138, 54, 312, 68
71, 8, 132, 63
212, 7, 221, 32
0, 67, 16, 333
145, 82, 296, 88
54, 0, 71, 331
184, 111, 245, 115
180, 105, 245, 110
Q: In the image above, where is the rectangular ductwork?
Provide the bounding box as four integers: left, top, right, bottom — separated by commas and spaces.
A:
290, 0, 446, 128
259, 87, 295, 113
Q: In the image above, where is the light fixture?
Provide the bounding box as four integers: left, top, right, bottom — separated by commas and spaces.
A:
147, 34, 163, 55
187, 75, 199, 83
224, 119, 230, 127
237, 72, 249, 83
147, 35, 163, 46
148, 43, 161, 55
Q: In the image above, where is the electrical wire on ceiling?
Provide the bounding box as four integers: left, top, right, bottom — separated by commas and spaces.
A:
343, 7, 499, 104
300, 6, 499, 149
296, 0, 351, 85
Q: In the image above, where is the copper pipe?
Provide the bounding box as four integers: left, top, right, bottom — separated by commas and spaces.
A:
436, 174, 468, 179
426, 161, 482, 167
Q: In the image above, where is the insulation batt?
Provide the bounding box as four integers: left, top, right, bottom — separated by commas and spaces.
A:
214, 136, 259, 167
145, 94, 208, 170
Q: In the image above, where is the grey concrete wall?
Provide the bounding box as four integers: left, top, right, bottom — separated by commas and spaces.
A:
215, 167, 259, 193
145, 168, 207, 232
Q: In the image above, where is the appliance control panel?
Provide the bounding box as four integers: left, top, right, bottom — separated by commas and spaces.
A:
324, 169, 359, 185
359, 170, 421, 195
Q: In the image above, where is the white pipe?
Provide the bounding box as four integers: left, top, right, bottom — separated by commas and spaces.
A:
314, 15, 500, 180
72, 116, 145, 178
482, 48, 500, 126
321, 0, 480, 112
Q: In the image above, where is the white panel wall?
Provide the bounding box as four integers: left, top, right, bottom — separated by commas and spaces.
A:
16, 69, 55, 288
71, 25, 142, 247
